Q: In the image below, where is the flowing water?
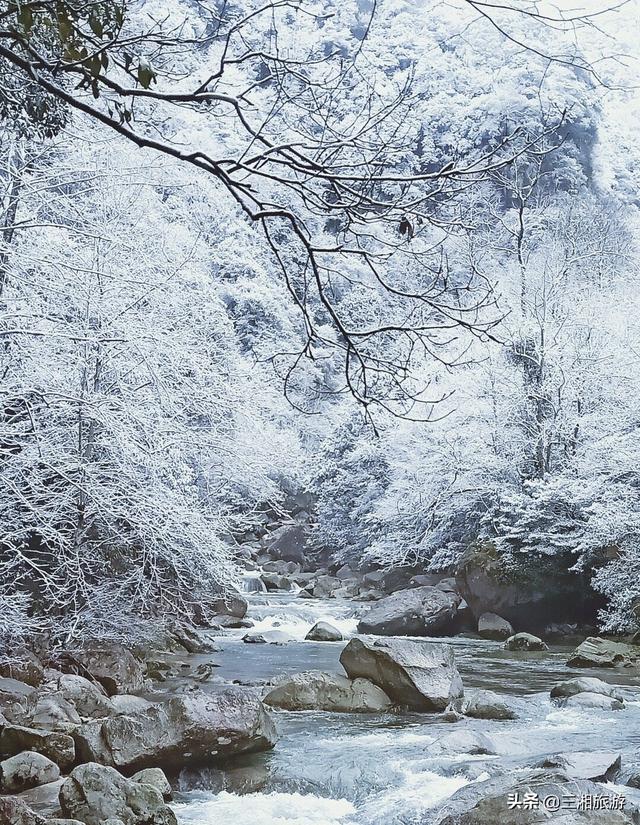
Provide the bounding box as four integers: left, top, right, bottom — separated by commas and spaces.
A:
170, 593, 640, 825
240, 571, 269, 593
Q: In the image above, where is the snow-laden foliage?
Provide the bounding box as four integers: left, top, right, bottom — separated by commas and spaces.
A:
0, 131, 307, 638
0, 0, 638, 638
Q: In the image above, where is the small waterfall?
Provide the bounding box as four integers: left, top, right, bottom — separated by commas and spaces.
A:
241, 571, 267, 593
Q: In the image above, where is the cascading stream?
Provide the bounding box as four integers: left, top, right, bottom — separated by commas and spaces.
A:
172, 592, 640, 825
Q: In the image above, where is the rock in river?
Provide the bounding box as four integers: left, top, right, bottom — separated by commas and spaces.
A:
504, 632, 547, 651
462, 689, 520, 720
131, 767, 172, 799
429, 729, 497, 756
305, 621, 343, 642
550, 677, 624, 702
74, 687, 277, 772
59, 762, 177, 825
567, 637, 640, 669
263, 671, 391, 713
356, 586, 461, 636
535, 751, 621, 781
339, 637, 463, 711
562, 692, 624, 710
435, 768, 635, 823
477, 612, 513, 641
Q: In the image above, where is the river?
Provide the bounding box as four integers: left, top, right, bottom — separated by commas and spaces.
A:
169, 593, 640, 824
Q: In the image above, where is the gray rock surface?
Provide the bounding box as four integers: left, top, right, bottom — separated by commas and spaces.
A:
131, 767, 172, 799
73, 688, 277, 772
357, 587, 461, 636
59, 763, 177, 825
504, 633, 548, 651
435, 768, 634, 824
339, 637, 463, 711
462, 689, 520, 720
0, 797, 46, 825
58, 645, 144, 696
209, 590, 248, 619
305, 622, 343, 642
550, 677, 624, 701
21, 691, 82, 732
429, 729, 497, 756
567, 637, 640, 669
562, 692, 625, 710
263, 671, 391, 713
477, 612, 514, 641
0, 751, 60, 792
0, 725, 75, 771
45, 675, 113, 720
0, 653, 45, 688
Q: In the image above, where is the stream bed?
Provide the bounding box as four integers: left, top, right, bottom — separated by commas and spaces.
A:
169, 594, 640, 824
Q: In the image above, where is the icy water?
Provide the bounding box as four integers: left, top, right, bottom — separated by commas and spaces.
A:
170, 594, 640, 825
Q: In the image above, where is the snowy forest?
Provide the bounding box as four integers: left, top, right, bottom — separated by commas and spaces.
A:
4, 1, 640, 824
1, 0, 639, 642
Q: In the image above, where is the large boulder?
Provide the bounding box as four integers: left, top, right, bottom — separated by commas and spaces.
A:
504, 633, 547, 651
131, 768, 172, 800
0, 751, 60, 792
477, 612, 513, 641
260, 572, 293, 592
56, 646, 144, 696
164, 621, 217, 654
263, 672, 391, 713
0, 678, 35, 721
264, 524, 308, 564
435, 769, 634, 824
456, 544, 603, 631
312, 575, 341, 599
379, 565, 421, 594
357, 587, 461, 636
20, 691, 82, 732
562, 692, 624, 710
207, 590, 248, 620
334, 564, 357, 581
333, 581, 360, 599
0, 726, 75, 771
362, 570, 386, 589
59, 763, 177, 825
567, 637, 640, 669
45, 675, 113, 720
0, 653, 45, 688
15, 777, 64, 817
550, 677, 624, 702
305, 622, 343, 642
339, 638, 463, 711
429, 730, 497, 756
73, 688, 277, 772
462, 689, 520, 720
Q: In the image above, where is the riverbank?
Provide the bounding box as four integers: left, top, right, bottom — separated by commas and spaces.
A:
3, 591, 640, 824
